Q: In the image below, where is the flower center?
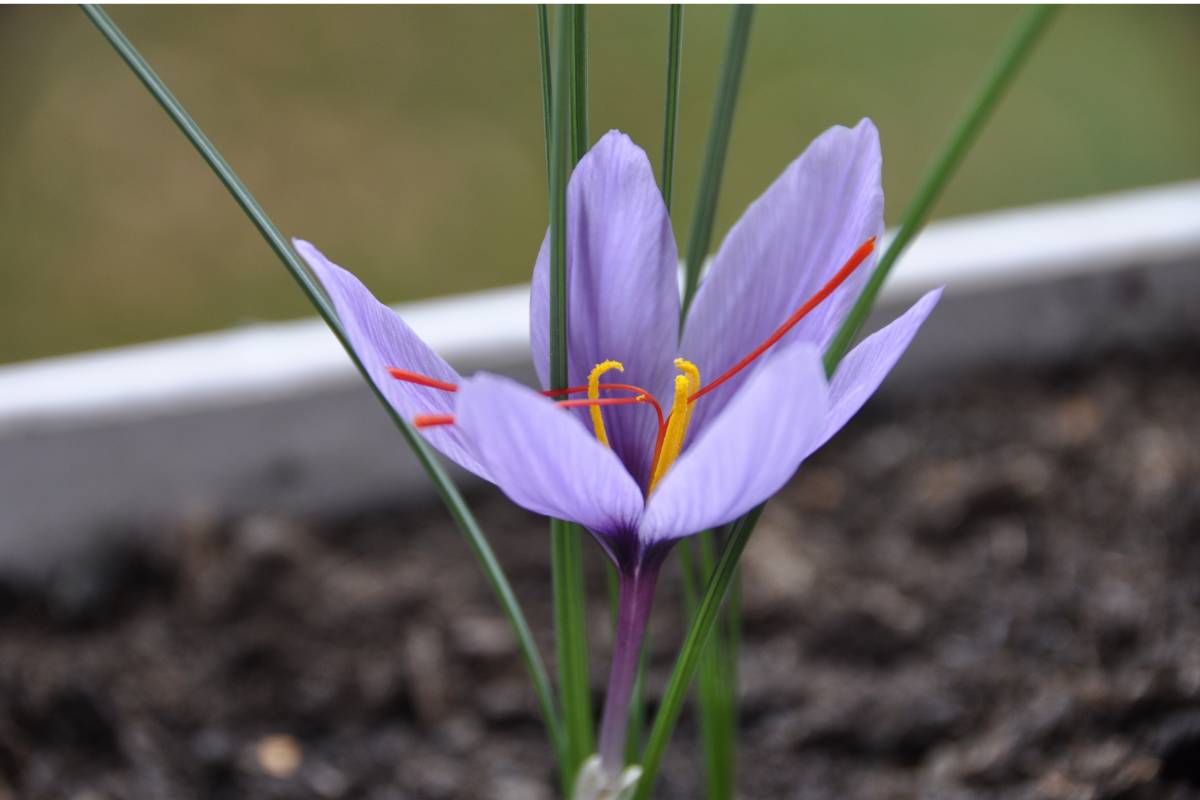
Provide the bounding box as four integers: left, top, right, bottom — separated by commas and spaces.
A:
395, 236, 876, 493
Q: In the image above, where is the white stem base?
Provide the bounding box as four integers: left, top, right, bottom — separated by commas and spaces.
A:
572, 755, 642, 800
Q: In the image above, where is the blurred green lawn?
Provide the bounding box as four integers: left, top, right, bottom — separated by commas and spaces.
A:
1, 5, 1197, 364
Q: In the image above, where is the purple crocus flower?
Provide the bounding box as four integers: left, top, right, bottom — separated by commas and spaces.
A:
294, 119, 940, 779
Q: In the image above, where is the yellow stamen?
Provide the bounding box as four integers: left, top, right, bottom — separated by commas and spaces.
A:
587, 360, 625, 447
648, 359, 700, 494
674, 358, 700, 429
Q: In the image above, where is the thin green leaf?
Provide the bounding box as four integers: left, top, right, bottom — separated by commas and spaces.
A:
674, 7, 752, 793
77, 1, 568, 772
680, 5, 754, 321
551, 518, 592, 775
725, 558, 743, 773
604, 12, 690, 770
546, 4, 594, 778
548, 5, 572, 393
637, 7, 1059, 797
696, 609, 733, 799
571, 5, 589, 163
824, 5, 1060, 371
660, 5, 683, 212
537, 5, 552, 180
674, 533, 734, 793
686, 526, 735, 800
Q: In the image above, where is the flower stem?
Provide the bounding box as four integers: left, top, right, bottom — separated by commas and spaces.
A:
598, 562, 662, 775
633, 509, 758, 800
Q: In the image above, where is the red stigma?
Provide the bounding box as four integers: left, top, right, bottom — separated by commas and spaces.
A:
388, 368, 459, 392
411, 395, 661, 432
556, 395, 665, 432
689, 236, 875, 403
413, 413, 455, 429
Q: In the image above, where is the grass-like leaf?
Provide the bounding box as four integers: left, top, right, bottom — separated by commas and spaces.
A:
671, 7, 754, 795
660, 5, 684, 212
635, 6, 1059, 797
78, 0, 569, 776
545, 3, 596, 781
680, 5, 754, 320
572, 6, 590, 163
635, 507, 761, 800
537, 5, 552, 180
824, 5, 1060, 370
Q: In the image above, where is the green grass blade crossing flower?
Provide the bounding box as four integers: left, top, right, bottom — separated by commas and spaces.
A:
537, 5, 553, 180
612, 2, 686, 770
635, 7, 1059, 798
545, 3, 596, 780
77, 1, 568, 775
634, 507, 761, 800
673, 7, 755, 798
660, 5, 684, 212
571, 6, 590, 163
680, 5, 754, 322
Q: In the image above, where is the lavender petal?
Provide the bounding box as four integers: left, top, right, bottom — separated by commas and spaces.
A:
819, 288, 942, 446
455, 373, 645, 539
638, 343, 829, 543
530, 130, 682, 487
293, 239, 489, 478
680, 119, 884, 436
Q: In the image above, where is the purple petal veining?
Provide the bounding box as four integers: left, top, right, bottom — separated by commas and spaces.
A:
680, 119, 884, 435
530, 130, 681, 487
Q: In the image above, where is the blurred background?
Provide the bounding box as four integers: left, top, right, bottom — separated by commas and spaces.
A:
4, 6, 1200, 799
1, 4, 1198, 365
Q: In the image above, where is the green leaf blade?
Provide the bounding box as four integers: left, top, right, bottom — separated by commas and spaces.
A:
546, 4, 594, 781
638, 7, 1059, 798
680, 5, 754, 322
78, 0, 567, 776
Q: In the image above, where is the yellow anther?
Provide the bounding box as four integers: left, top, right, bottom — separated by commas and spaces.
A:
648, 359, 700, 494
587, 360, 625, 447
674, 358, 701, 428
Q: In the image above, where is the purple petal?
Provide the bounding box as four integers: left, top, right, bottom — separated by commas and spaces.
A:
819, 288, 942, 446
680, 119, 883, 436
530, 130, 681, 487
293, 239, 489, 478
455, 373, 645, 538
638, 344, 829, 543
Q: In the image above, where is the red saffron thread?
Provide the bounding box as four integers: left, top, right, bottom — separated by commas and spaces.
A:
413, 414, 455, 429
412, 395, 662, 431
386, 368, 459, 392
689, 236, 876, 403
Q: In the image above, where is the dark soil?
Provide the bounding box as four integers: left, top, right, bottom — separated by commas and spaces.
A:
2, 346, 1200, 800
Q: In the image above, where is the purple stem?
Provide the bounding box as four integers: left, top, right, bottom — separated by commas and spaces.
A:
597, 560, 661, 775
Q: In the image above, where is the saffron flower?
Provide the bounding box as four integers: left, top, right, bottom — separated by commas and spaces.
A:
294, 119, 940, 778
